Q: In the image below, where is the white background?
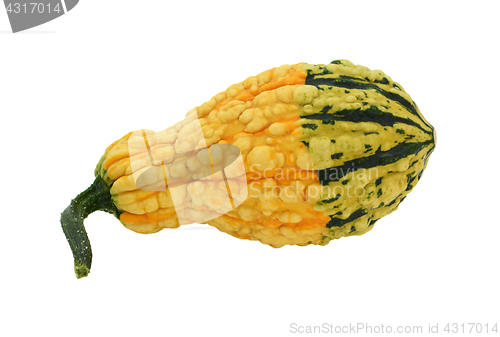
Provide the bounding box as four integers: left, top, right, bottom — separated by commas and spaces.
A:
1, 1, 499, 336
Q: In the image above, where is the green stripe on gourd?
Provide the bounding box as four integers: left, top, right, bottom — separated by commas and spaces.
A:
304, 61, 434, 131
296, 60, 435, 243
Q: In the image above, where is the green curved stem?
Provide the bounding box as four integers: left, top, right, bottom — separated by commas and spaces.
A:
60, 175, 119, 279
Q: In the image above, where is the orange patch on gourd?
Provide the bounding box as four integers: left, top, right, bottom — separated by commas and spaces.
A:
222, 66, 307, 109
120, 210, 177, 224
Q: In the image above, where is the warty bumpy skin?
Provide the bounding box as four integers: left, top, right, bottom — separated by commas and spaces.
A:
94, 59, 436, 248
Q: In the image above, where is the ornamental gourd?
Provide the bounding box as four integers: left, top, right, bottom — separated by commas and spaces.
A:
61, 59, 436, 278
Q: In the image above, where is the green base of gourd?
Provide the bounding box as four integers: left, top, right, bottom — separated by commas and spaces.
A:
61, 175, 120, 279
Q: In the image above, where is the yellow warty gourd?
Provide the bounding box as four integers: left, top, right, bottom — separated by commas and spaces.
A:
61, 59, 436, 278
